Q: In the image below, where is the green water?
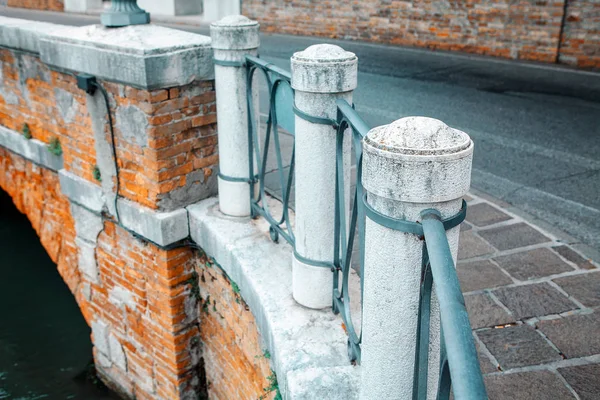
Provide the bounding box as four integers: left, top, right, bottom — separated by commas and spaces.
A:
0, 190, 119, 400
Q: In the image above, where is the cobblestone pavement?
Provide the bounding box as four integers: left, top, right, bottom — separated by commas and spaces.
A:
460, 192, 599, 400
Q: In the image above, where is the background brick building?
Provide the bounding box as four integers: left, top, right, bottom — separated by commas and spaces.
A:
242, 0, 600, 69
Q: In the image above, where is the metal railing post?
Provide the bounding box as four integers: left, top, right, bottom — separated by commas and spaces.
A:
359, 117, 474, 399
210, 15, 260, 217
290, 45, 358, 309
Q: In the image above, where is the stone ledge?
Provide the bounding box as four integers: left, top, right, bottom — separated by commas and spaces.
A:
187, 197, 359, 398
0, 125, 63, 171
59, 169, 105, 213
0, 16, 59, 54
117, 198, 189, 247
39, 23, 214, 89
59, 169, 189, 246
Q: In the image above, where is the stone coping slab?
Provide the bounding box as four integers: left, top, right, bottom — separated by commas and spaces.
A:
187, 197, 360, 398
39, 23, 214, 89
0, 125, 63, 171
0, 16, 214, 89
0, 16, 60, 54
58, 169, 189, 246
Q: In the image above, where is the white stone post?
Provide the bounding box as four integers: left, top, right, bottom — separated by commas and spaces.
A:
64, 0, 102, 13
291, 45, 358, 309
359, 117, 473, 399
210, 16, 259, 217
204, 0, 241, 22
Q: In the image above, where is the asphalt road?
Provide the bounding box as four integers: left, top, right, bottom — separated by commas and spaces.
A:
2, 8, 600, 253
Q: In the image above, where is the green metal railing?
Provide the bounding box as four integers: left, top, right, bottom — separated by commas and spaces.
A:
245, 55, 296, 245
243, 55, 487, 399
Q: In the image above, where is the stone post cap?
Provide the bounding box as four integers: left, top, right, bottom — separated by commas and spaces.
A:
291, 44, 358, 93
210, 15, 260, 51
362, 117, 474, 203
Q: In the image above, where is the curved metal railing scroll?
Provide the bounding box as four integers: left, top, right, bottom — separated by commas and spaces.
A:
332, 99, 370, 364
245, 55, 296, 245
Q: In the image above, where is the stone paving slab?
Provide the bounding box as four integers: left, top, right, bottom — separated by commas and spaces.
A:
484, 371, 576, 399
558, 364, 600, 400
458, 192, 599, 399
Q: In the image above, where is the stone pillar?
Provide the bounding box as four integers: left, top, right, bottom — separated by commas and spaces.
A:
291, 45, 357, 309
138, 0, 202, 16
210, 15, 259, 217
359, 117, 473, 399
204, 0, 241, 22
64, 0, 102, 13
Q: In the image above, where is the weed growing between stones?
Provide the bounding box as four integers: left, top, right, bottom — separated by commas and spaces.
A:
93, 165, 102, 182
21, 123, 31, 139
47, 137, 62, 156
259, 371, 281, 400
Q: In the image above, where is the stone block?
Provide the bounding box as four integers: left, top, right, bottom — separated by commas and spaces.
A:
466, 202, 512, 227
477, 325, 561, 369
494, 248, 574, 281
558, 364, 600, 400
92, 319, 110, 357
465, 293, 515, 329
553, 245, 597, 270
286, 366, 360, 400
478, 223, 550, 251
59, 170, 105, 213
64, 0, 103, 13
457, 260, 512, 292
458, 231, 496, 260
0, 125, 63, 172
484, 371, 575, 400
476, 340, 497, 374
109, 334, 127, 371
116, 198, 189, 247
537, 313, 600, 358
493, 283, 578, 320
70, 203, 103, 243
138, 0, 202, 16
39, 24, 213, 90
553, 272, 600, 307
0, 16, 59, 54
76, 237, 99, 283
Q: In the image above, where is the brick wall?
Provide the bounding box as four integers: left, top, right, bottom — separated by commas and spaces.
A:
0, 44, 276, 399
0, 49, 218, 211
242, 0, 600, 69
195, 254, 277, 400
559, 0, 600, 68
7, 0, 63, 11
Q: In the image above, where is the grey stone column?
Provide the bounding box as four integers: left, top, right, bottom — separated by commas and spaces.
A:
359, 117, 473, 399
210, 15, 260, 217
291, 44, 358, 309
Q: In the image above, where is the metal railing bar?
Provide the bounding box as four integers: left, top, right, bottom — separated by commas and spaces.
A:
245, 55, 292, 81
420, 210, 488, 400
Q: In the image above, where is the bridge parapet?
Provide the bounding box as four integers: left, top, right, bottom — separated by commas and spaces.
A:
0, 15, 274, 400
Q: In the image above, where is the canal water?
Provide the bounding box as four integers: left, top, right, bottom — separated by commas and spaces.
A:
0, 189, 119, 400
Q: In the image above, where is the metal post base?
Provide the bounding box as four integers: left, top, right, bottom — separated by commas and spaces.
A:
101, 0, 150, 27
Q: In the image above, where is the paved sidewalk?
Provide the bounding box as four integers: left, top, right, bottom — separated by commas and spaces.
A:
460, 192, 599, 400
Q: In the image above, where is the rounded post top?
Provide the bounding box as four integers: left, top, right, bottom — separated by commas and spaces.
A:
210, 15, 260, 51
291, 44, 358, 93
362, 117, 474, 203
365, 117, 472, 158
